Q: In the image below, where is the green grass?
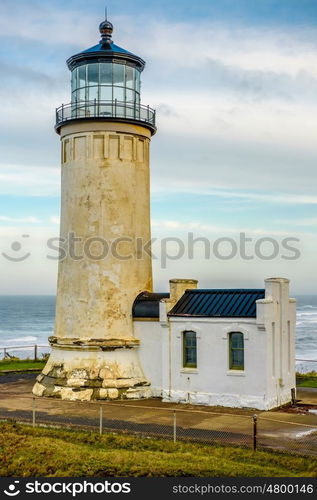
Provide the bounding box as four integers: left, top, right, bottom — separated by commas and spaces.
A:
0, 422, 316, 477
0, 359, 45, 372
296, 372, 317, 388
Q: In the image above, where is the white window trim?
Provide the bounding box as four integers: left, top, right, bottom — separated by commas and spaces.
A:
222, 323, 249, 340
227, 370, 246, 377
222, 324, 248, 374
176, 323, 200, 372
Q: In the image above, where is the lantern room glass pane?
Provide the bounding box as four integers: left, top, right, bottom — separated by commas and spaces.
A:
100, 86, 112, 101
78, 65, 86, 88
72, 90, 78, 103
71, 69, 77, 93
78, 87, 86, 101
100, 63, 112, 85
126, 89, 135, 103
113, 86, 124, 101
113, 63, 125, 86
135, 69, 141, 93
88, 86, 98, 101
88, 64, 99, 85
126, 66, 135, 90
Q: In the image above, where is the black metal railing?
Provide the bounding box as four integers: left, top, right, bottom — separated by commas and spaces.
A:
56, 100, 156, 129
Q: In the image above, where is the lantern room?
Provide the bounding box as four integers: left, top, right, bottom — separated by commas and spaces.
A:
55, 17, 156, 134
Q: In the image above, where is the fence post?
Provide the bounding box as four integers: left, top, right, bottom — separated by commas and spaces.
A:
291, 387, 296, 406
173, 410, 177, 443
34, 344, 38, 361
32, 397, 36, 428
99, 405, 103, 435
252, 414, 257, 451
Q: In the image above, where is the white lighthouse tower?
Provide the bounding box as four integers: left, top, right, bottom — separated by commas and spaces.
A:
33, 15, 156, 401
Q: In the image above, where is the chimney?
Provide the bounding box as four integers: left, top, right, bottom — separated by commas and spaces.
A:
169, 278, 198, 303
265, 277, 290, 303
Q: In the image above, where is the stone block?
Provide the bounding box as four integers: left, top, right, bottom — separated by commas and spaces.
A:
60, 388, 93, 401
99, 389, 108, 399
32, 382, 45, 397
107, 388, 119, 399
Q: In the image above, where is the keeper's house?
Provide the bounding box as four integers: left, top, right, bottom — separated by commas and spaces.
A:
133, 277, 296, 410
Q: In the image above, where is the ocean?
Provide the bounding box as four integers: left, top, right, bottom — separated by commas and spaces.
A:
0, 295, 316, 373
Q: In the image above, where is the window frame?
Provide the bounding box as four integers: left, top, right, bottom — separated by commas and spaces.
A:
182, 330, 197, 369
229, 332, 244, 371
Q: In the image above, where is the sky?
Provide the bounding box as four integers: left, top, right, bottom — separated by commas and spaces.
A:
0, 0, 316, 294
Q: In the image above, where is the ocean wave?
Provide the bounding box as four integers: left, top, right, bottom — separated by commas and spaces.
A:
297, 312, 317, 316
7, 336, 38, 343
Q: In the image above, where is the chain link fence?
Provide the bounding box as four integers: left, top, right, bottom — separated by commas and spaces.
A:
1, 395, 316, 456
257, 415, 317, 456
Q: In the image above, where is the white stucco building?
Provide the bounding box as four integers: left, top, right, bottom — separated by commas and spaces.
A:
134, 277, 296, 410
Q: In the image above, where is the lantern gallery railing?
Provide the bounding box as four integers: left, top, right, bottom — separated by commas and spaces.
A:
55, 100, 156, 131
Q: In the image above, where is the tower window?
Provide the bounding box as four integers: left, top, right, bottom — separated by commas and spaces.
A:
183, 331, 197, 368
229, 332, 244, 370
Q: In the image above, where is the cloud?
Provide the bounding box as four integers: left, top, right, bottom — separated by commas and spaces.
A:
277, 217, 317, 227
151, 219, 306, 237
0, 216, 41, 224
50, 216, 60, 225
0, 164, 59, 197
151, 176, 317, 205
0, 1, 97, 47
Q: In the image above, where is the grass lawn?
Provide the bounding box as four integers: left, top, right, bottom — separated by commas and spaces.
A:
0, 422, 316, 477
296, 372, 317, 388
0, 359, 45, 372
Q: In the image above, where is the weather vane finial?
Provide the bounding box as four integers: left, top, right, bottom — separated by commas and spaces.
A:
99, 6, 113, 47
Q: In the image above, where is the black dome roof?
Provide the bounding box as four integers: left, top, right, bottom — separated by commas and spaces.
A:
66, 17, 145, 71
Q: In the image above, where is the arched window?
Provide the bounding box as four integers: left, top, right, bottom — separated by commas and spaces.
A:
229, 332, 244, 370
183, 331, 197, 368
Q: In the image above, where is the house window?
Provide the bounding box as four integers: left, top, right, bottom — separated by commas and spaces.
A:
229, 332, 244, 370
183, 331, 197, 368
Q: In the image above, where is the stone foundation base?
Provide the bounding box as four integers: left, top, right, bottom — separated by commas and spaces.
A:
32, 344, 151, 401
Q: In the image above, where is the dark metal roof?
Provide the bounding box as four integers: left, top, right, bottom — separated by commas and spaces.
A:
168, 289, 265, 318
66, 19, 145, 71
67, 42, 145, 71
133, 292, 169, 319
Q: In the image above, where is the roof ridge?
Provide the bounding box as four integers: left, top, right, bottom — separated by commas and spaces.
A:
185, 288, 265, 293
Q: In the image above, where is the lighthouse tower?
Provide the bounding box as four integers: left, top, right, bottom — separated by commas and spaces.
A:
33, 16, 156, 401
